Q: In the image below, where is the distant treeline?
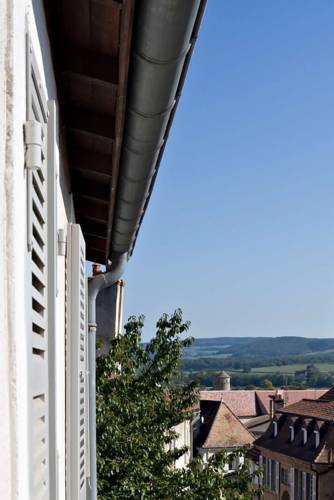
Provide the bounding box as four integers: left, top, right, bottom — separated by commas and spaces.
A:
188, 337, 334, 357
181, 352, 334, 372
180, 364, 334, 390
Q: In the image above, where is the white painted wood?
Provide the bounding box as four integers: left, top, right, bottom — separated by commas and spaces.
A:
66, 224, 87, 500
27, 38, 50, 500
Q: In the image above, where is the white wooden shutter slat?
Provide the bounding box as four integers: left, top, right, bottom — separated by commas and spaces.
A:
32, 308, 46, 331
27, 40, 50, 500
32, 394, 47, 421
32, 330, 46, 351
32, 168, 46, 202
32, 258, 46, 288
32, 210, 46, 243
32, 193, 45, 225
31, 357, 48, 391
31, 182, 46, 221
33, 438, 47, 468
66, 224, 87, 500
32, 239, 46, 269
31, 283, 46, 309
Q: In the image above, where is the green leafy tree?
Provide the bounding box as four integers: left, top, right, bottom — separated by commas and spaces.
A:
96, 310, 260, 499
260, 378, 274, 390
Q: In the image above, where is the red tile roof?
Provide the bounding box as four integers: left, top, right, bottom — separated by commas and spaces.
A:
200, 390, 257, 417
254, 388, 334, 465
200, 389, 327, 418
283, 390, 327, 406
319, 387, 334, 402
197, 400, 254, 449
281, 399, 334, 421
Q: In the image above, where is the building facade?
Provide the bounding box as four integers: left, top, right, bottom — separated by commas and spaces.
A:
250, 387, 334, 500
194, 399, 254, 471
200, 389, 326, 438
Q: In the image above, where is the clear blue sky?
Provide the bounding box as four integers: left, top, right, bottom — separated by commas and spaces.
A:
123, 1, 334, 342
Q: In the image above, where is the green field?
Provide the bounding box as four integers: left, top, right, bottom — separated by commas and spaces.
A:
251, 363, 334, 375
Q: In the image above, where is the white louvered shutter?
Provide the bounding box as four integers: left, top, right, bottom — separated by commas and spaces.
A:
66, 224, 87, 500
47, 99, 58, 500
26, 41, 51, 500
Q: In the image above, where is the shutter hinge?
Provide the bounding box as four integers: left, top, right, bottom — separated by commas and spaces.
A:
58, 228, 67, 256
24, 120, 43, 170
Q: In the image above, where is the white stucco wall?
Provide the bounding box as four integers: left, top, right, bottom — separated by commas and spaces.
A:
171, 420, 192, 469
0, 0, 74, 498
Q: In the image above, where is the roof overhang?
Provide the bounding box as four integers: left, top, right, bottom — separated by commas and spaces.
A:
45, 0, 135, 263
45, 0, 206, 263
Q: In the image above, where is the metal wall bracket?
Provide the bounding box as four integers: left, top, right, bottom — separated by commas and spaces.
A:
24, 120, 43, 170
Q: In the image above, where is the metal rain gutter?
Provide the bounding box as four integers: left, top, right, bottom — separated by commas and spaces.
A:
111, 0, 205, 258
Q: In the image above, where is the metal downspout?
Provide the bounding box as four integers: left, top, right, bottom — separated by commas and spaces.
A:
87, 252, 128, 500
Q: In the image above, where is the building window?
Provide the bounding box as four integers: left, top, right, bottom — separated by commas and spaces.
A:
302, 428, 307, 445
270, 459, 276, 492
306, 473, 316, 500
263, 458, 269, 487
314, 430, 320, 448
294, 469, 303, 500
273, 421, 278, 437
263, 458, 277, 492
281, 466, 290, 485
289, 425, 295, 442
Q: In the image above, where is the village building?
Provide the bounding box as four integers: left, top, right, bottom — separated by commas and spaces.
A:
194, 399, 254, 471
200, 387, 326, 438
168, 404, 201, 470
214, 370, 231, 391
250, 387, 334, 500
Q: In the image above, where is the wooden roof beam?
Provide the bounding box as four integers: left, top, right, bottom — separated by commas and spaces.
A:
72, 177, 110, 203
66, 106, 115, 139
69, 148, 113, 177
75, 197, 109, 223
61, 45, 119, 86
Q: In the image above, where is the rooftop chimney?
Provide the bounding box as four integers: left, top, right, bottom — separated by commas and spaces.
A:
269, 390, 284, 419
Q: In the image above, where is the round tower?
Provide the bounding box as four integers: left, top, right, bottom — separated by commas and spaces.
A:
214, 370, 231, 390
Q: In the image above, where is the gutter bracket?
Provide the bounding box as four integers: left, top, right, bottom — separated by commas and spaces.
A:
57, 228, 67, 256
24, 120, 43, 171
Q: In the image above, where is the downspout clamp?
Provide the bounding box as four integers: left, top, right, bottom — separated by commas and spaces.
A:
87, 252, 128, 500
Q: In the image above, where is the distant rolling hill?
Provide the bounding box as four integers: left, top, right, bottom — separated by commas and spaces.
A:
183, 337, 334, 359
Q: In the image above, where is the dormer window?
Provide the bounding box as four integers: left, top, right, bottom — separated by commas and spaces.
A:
302, 427, 307, 445
289, 425, 294, 442
273, 421, 278, 437
314, 430, 320, 448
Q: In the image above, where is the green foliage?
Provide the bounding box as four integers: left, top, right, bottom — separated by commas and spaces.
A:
260, 378, 274, 390
96, 310, 258, 499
